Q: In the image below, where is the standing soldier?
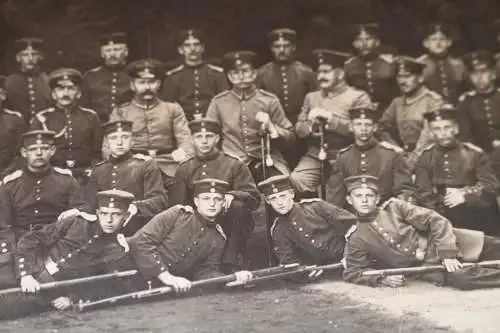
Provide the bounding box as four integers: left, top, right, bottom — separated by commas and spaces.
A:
161, 29, 229, 121
31, 68, 103, 184
417, 23, 467, 105
257, 28, 316, 168
378, 56, 444, 170
85, 120, 168, 235
4, 37, 52, 124
328, 105, 414, 208
291, 49, 372, 198
206, 51, 294, 183
344, 23, 398, 120
109, 59, 194, 189
81, 32, 132, 124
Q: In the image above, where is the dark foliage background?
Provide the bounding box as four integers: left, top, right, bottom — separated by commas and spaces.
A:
1, 0, 500, 73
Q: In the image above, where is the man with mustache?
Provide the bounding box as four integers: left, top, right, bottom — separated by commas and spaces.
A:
291, 49, 372, 199
417, 23, 467, 105
0, 130, 86, 288
84, 120, 168, 236
205, 51, 294, 183
169, 118, 260, 271
30, 68, 103, 185
81, 32, 132, 123
4, 37, 52, 125
378, 56, 444, 170
415, 105, 500, 235
344, 23, 398, 121
109, 59, 194, 190
161, 29, 229, 121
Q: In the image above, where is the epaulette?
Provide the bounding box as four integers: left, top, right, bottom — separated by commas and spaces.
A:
270, 217, 279, 236
117, 101, 131, 109
379, 197, 396, 209
425, 89, 442, 100
463, 142, 483, 153
2, 170, 22, 185
299, 198, 322, 204
166, 64, 184, 76
93, 160, 107, 167
37, 107, 55, 116
53, 167, 73, 176
132, 153, 152, 161
449, 57, 463, 65
3, 108, 22, 118
223, 152, 242, 161
295, 61, 314, 72
458, 90, 476, 102
212, 90, 231, 100
207, 64, 224, 72
379, 54, 395, 63
84, 66, 102, 75
77, 211, 98, 222
416, 143, 435, 157
344, 56, 356, 66
336, 144, 353, 156
79, 106, 97, 115
379, 141, 404, 153
176, 204, 194, 213
416, 54, 428, 62
258, 89, 279, 99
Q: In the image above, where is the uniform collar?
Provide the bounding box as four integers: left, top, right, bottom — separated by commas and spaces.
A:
23, 165, 53, 178
355, 138, 378, 151
231, 86, 257, 100
132, 98, 160, 109
475, 87, 497, 97
404, 86, 428, 105
428, 52, 450, 61
196, 149, 221, 162
109, 151, 132, 164
273, 59, 294, 67
185, 61, 205, 69
103, 63, 127, 72
194, 211, 219, 227
55, 103, 79, 113
321, 81, 348, 98
358, 50, 379, 62
357, 210, 379, 223
437, 139, 460, 151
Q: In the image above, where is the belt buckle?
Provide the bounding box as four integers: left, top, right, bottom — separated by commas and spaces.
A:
148, 150, 157, 157
66, 160, 76, 168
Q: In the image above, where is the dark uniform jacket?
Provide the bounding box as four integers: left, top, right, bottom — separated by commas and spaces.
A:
417, 54, 467, 105
129, 205, 227, 280
0, 107, 25, 176
169, 149, 260, 210
81, 65, 133, 123
344, 53, 399, 120
4, 71, 52, 124
328, 140, 414, 207
15, 213, 132, 280
31, 105, 103, 169
85, 152, 168, 218
161, 63, 229, 121
272, 199, 357, 265
343, 198, 484, 287
257, 60, 316, 124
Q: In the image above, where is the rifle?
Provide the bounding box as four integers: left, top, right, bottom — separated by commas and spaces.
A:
260, 124, 274, 266
362, 260, 500, 277
317, 118, 327, 200
75, 263, 300, 312
0, 269, 138, 297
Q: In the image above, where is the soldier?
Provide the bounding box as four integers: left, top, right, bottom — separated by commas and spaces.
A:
258, 175, 356, 271
378, 56, 444, 170
328, 105, 414, 208
16, 189, 140, 310
456, 51, 500, 179
110, 59, 194, 189
291, 49, 372, 198
30, 68, 102, 184
4, 37, 52, 124
169, 118, 260, 270
85, 120, 168, 235
417, 23, 467, 105
206, 51, 294, 183
0, 130, 86, 287
415, 105, 500, 235
343, 175, 500, 291
129, 178, 253, 292
81, 32, 132, 123
344, 23, 398, 120
0, 75, 26, 177
161, 29, 229, 121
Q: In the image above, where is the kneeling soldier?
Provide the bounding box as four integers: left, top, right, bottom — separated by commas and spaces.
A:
129, 178, 252, 292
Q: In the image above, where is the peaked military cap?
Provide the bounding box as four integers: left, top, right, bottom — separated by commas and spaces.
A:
193, 178, 230, 195
344, 175, 379, 193
126, 59, 165, 79
22, 130, 55, 147
257, 175, 293, 196
267, 28, 297, 44
351, 23, 380, 40
103, 120, 133, 135
423, 104, 456, 123
396, 56, 426, 75
221, 51, 257, 71
48, 68, 83, 88
177, 29, 205, 45
349, 104, 379, 121
312, 49, 351, 69
97, 189, 135, 210
99, 32, 128, 46
421, 22, 455, 40
189, 118, 221, 134
463, 50, 495, 71
15, 37, 44, 54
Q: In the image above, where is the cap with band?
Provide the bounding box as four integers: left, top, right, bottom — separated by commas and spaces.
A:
463, 50, 495, 72
349, 104, 378, 121
99, 32, 127, 47
48, 68, 83, 88
22, 130, 55, 147
423, 104, 456, 123
103, 120, 133, 135
351, 23, 380, 40
221, 51, 257, 71
312, 49, 351, 69
396, 56, 426, 75
257, 175, 293, 196
126, 59, 165, 79
344, 175, 379, 193
15, 37, 44, 54
268, 28, 297, 44
177, 29, 204, 45
97, 189, 135, 210
189, 118, 221, 134
193, 178, 230, 195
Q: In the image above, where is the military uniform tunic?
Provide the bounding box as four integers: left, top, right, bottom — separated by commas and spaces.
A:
161, 63, 229, 121
0, 108, 25, 176
81, 65, 132, 123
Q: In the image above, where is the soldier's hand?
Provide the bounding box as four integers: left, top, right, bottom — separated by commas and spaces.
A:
295, 121, 312, 138
158, 271, 192, 292
380, 275, 406, 288
57, 208, 80, 222
443, 188, 466, 208
226, 270, 254, 287
171, 148, 187, 162
20, 275, 41, 293
255, 111, 271, 126
223, 194, 234, 210
308, 108, 330, 123
493, 140, 500, 148
442, 258, 462, 273
51, 296, 73, 311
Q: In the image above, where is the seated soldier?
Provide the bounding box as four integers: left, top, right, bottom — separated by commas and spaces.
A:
343, 175, 500, 290
258, 175, 357, 278
414, 105, 500, 235
169, 118, 260, 270
128, 178, 253, 292
85, 120, 168, 235
16, 189, 140, 310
